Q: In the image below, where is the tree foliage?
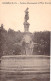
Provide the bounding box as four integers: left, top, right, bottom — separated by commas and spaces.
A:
0, 26, 50, 57
32, 31, 50, 55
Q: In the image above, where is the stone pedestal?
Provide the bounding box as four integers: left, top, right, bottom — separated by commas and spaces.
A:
1, 55, 50, 80
1, 55, 50, 73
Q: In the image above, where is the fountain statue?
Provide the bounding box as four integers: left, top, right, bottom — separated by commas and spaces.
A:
22, 8, 34, 55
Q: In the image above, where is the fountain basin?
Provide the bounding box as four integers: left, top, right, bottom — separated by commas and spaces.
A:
1, 55, 50, 73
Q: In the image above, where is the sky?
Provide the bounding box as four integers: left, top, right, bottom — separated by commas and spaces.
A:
0, 0, 51, 32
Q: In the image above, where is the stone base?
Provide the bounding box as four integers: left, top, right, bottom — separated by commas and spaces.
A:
1, 55, 50, 73
1, 55, 50, 80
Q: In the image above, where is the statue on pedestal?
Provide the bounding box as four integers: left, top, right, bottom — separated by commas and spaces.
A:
22, 8, 34, 55
23, 7, 30, 32
25, 7, 29, 21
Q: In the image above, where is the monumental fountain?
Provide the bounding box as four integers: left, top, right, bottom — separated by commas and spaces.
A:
1, 8, 50, 81
22, 7, 34, 55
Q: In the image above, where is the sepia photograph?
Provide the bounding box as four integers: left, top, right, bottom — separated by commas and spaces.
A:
0, 0, 50, 81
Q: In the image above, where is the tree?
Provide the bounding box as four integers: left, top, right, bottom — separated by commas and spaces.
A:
32, 31, 50, 55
